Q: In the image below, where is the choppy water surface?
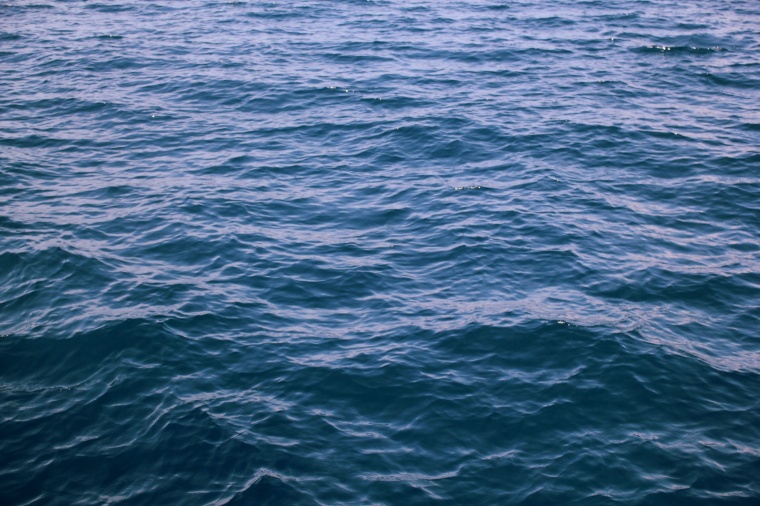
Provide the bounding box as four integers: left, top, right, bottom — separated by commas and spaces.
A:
2, 0, 760, 504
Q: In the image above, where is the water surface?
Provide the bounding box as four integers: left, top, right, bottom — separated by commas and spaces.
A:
1, 0, 759, 504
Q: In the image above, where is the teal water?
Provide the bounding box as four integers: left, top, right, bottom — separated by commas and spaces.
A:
2, 0, 760, 504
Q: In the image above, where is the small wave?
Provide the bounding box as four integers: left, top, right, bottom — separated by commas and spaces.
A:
635, 44, 727, 54
361, 470, 459, 482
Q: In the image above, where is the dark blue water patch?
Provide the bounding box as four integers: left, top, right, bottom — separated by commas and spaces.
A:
701, 71, 760, 90
7, 3, 55, 9
0, 97, 114, 116
0, 32, 23, 41
0, 134, 98, 152
84, 3, 136, 13
740, 121, 760, 132
93, 34, 125, 41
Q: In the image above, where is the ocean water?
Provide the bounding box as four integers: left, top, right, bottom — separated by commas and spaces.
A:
1, 0, 759, 504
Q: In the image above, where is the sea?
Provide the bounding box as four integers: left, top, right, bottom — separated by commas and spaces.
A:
1, 0, 759, 504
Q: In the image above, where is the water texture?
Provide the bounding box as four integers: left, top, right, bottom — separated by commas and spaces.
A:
1, 0, 759, 504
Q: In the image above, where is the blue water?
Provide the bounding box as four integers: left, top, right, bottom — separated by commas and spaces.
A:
2, 0, 760, 504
